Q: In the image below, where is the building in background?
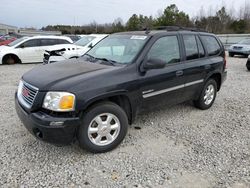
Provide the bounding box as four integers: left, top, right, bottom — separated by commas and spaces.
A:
0, 23, 18, 35
18, 29, 61, 36
0, 23, 61, 36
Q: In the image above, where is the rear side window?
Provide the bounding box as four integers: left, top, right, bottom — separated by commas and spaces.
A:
58, 39, 71, 44
40, 39, 70, 46
196, 36, 205, 58
147, 36, 180, 64
183, 35, 199, 60
40, 39, 56, 46
201, 35, 221, 56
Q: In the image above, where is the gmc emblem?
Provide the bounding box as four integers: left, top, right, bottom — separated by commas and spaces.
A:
22, 88, 29, 97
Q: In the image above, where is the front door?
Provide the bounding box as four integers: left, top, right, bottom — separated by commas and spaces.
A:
17, 39, 41, 63
139, 35, 186, 112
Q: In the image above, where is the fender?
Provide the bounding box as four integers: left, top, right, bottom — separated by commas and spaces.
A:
79, 90, 130, 110
204, 70, 222, 85
78, 90, 137, 123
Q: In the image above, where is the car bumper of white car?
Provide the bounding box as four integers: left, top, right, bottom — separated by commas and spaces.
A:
43, 55, 67, 64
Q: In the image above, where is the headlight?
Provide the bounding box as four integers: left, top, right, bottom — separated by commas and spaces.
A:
17, 80, 24, 96
43, 92, 75, 112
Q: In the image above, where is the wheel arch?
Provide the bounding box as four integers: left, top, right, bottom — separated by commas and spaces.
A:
206, 72, 222, 91
2, 53, 21, 64
80, 92, 135, 124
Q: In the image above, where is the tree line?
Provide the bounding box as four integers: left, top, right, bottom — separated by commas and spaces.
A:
42, 3, 250, 34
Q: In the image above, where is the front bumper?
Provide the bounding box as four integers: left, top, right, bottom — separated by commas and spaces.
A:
15, 94, 80, 145
43, 56, 66, 64
228, 49, 250, 55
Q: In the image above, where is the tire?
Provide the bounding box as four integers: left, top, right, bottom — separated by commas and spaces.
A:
194, 79, 217, 110
3, 55, 18, 65
77, 102, 128, 153
229, 52, 234, 57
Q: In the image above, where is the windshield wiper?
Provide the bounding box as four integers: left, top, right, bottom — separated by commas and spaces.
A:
84, 54, 117, 66
84, 53, 95, 59
95, 58, 116, 66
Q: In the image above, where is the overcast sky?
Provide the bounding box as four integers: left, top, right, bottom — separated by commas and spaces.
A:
0, 0, 247, 28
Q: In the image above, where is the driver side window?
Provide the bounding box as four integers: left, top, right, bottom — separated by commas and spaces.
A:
147, 36, 180, 64
19, 39, 40, 48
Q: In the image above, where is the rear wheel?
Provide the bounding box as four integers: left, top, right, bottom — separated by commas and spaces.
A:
229, 52, 234, 57
194, 79, 217, 110
77, 102, 128, 153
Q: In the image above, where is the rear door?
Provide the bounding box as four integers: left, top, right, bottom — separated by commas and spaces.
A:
181, 34, 209, 100
139, 34, 186, 112
38, 39, 71, 62
181, 34, 224, 100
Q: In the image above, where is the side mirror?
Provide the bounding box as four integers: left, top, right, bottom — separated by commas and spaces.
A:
88, 43, 93, 48
19, 44, 25, 48
143, 58, 166, 70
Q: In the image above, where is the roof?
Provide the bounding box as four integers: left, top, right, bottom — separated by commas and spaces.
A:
26, 35, 73, 42
113, 27, 211, 36
89, 34, 109, 38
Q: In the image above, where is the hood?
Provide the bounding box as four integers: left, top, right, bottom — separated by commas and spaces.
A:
46, 44, 84, 52
231, 44, 250, 48
22, 58, 114, 90
0, 45, 11, 51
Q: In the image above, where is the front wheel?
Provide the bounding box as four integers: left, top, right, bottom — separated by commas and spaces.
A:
229, 52, 234, 57
77, 102, 128, 153
3, 55, 16, 65
194, 79, 217, 110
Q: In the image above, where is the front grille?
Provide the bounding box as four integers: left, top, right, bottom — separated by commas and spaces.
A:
44, 53, 50, 60
233, 46, 243, 50
18, 81, 38, 108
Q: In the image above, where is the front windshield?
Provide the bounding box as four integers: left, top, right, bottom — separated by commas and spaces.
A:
239, 39, 250, 45
74, 36, 95, 46
7, 37, 26, 47
84, 34, 149, 64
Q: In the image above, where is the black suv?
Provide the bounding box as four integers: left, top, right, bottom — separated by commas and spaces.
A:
15, 27, 227, 153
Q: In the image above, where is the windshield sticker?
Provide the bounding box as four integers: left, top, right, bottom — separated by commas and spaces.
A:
130, 36, 147, 40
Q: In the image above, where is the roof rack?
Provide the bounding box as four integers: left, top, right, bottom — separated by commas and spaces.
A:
154, 26, 207, 32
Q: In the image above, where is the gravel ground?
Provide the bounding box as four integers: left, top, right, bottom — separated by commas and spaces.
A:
0, 56, 250, 188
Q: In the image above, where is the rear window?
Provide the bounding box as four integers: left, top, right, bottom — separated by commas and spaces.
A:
201, 35, 221, 56
183, 35, 199, 60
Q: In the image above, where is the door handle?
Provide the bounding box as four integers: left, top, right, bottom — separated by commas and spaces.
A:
176, 70, 183, 77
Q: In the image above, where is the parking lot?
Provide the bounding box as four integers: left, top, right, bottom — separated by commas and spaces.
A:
0, 56, 249, 187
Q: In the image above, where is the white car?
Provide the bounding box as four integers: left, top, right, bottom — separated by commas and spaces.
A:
0, 36, 73, 64
43, 34, 108, 64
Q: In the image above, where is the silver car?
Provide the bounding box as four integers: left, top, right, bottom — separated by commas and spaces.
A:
228, 39, 250, 57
